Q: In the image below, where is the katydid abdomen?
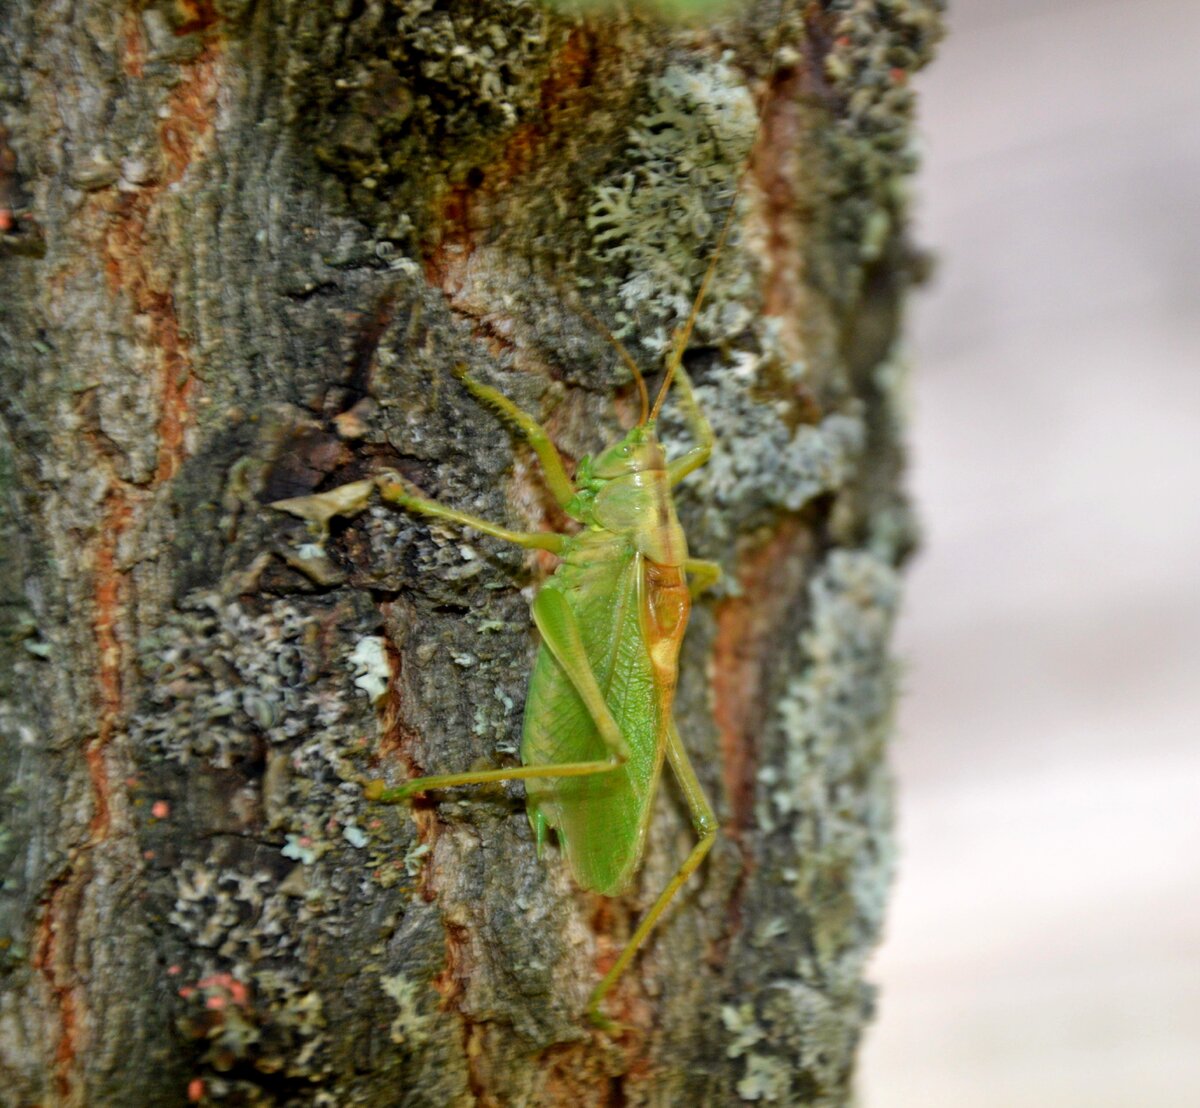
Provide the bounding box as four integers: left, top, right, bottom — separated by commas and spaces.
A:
522, 518, 690, 897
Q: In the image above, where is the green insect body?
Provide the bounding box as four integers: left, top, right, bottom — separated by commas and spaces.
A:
274, 47, 755, 1028
365, 357, 723, 1027
527, 441, 705, 910
523, 485, 688, 900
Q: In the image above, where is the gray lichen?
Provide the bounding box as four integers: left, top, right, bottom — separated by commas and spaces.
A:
808, 0, 945, 301
769, 548, 901, 835
586, 57, 759, 350
124, 582, 452, 1091
724, 547, 902, 1102
133, 592, 366, 772
667, 363, 866, 535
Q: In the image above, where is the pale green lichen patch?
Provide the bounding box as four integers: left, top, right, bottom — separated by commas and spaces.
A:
736, 1051, 793, 1102
381, 972, 430, 1047
586, 57, 759, 350
721, 1000, 765, 1057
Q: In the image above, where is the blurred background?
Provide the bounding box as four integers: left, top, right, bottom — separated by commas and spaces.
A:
859, 1, 1200, 1105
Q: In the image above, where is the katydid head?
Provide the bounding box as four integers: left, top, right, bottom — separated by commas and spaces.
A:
590, 422, 666, 479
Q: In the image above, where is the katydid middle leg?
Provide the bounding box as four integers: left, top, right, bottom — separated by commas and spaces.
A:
587, 716, 716, 1026
684, 557, 721, 598
382, 363, 577, 533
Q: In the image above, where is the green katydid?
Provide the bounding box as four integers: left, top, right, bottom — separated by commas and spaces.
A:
359, 235, 736, 1028
273, 58, 765, 1034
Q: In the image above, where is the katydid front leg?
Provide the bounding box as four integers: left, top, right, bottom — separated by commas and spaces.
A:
378, 478, 565, 553
666, 364, 715, 486
449, 365, 577, 510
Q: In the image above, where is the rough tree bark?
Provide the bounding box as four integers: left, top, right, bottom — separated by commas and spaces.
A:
0, 1, 941, 1104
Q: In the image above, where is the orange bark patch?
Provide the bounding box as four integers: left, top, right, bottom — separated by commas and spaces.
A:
586, 893, 642, 1022
462, 1021, 495, 1107
541, 1038, 642, 1108
756, 65, 804, 340
373, 611, 484, 1108
423, 27, 595, 295
481, 25, 593, 192
121, 9, 145, 78
151, 290, 195, 483
432, 919, 495, 1104
430, 918, 469, 1008
34, 488, 135, 1097
89, 488, 133, 840
158, 48, 220, 186
173, 0, 220, 39
713, 518, 813, 841
103, 41, 219, 480
375, 623, 442, 902
752, 66, 823, 427
423, 180, 474, 297
33, 875, 81, 1103
38, 32, 224, 1098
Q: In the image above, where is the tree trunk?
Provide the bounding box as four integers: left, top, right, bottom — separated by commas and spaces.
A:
0, 1, 940, 1104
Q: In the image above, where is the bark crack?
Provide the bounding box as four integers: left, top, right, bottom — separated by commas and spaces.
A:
33, 17, 223, 1097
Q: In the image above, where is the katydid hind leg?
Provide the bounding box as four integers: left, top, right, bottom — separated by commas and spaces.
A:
370, 591, 635, 805
587, 717, 717, 1028
367, 758, 622, 803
